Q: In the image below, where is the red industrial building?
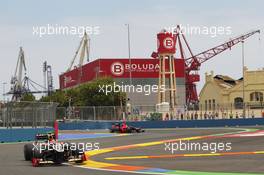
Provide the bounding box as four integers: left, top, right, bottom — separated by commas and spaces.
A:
59, 58, 186, 106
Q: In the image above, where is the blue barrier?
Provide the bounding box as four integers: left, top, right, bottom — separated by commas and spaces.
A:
59, 133, 121, 140
59, 118, 264, 130
0, 128, 53, 143
59, 121, 112, 130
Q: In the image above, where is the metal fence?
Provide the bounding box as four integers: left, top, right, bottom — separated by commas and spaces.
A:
0, 101, 58, 128
56, 106, 126, 121
58, 102, 264, 121
185, 102, 264, 120
56, 105, 173, 121
0, 102, 263, 128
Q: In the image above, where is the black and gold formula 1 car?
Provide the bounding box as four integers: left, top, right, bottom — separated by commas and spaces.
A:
23, 133, 86, 167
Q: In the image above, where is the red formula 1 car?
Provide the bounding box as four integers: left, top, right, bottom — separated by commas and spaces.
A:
23, 133, 87, 167
109, 121, 145, 133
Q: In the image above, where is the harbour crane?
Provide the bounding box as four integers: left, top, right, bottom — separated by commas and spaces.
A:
152, 25, 260, 106
183, 28, 260, 106
67, 32, 90, 71
8, 48, 53, 101
67, 32, 90, 85
9, 47, 27, 101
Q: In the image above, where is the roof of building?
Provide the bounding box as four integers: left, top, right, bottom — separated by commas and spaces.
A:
213, 75, 237, 89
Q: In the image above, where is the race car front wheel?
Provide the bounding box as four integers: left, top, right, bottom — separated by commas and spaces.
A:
24, 143, 34, 161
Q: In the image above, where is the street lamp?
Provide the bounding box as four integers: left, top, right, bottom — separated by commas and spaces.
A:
125, 24, 132, 85
242, 40, 246, 118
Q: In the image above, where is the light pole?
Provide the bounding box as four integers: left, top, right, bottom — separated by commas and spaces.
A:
242, 40, 246, 118
125, 24, 132, 85
2, 82, 7, 103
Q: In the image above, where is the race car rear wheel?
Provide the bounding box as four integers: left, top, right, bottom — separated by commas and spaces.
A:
24, 143, 34, 161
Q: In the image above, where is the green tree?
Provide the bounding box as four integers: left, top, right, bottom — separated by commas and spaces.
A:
21, 93, 36, 101
39, 77, 126, 107
40, 90, 68, 106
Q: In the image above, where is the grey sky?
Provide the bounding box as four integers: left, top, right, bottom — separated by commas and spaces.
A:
0, 0, 264, 101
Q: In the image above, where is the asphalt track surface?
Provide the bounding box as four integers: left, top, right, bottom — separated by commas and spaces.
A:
1, 127, 264, 175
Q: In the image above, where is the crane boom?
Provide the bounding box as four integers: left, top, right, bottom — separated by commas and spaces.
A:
15, 47, 26, 87
67, 32, 90, 72
185, 30, 260, 72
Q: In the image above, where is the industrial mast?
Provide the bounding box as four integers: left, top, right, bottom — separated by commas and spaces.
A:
155, 30, 177, 119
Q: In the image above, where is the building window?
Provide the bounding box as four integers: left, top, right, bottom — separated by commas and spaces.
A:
234, 97, 243, 109
250, 93, 253, 101
250, 92, 263, 102
212, 99, 216, 111
205, 100, 207, 111
209, 100, 211, 110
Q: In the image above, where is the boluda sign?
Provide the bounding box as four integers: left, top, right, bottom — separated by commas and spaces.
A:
111, 62, 124, 76
111, 62, 160, 76
100, 59, 184, 78
60, 58, 185, 89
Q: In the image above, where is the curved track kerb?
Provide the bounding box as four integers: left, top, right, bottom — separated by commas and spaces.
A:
79, 128, 263, 175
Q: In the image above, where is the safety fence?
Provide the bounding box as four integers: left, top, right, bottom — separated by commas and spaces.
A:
0, 102, 263, 129
186, 102, 264, 120
56, 106, 126, 121
0, 102, 58, 128
51, 103, 264, 122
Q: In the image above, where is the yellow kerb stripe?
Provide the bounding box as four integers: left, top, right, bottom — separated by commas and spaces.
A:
83, 159, 118, 168
85, 149, 113, 156
105, 156, 149, 160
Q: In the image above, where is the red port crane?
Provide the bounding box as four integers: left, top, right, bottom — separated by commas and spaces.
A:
183, 28, 260, 105
152, 26, 260, 106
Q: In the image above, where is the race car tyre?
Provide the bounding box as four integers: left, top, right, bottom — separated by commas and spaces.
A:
24, 143, 34, 161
